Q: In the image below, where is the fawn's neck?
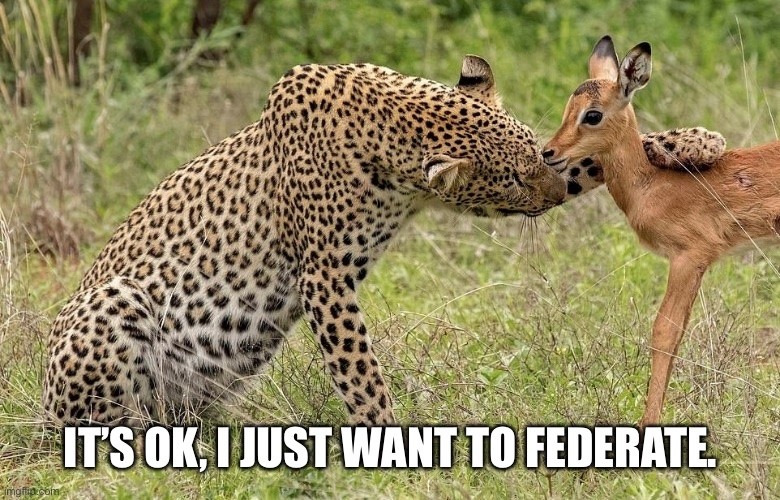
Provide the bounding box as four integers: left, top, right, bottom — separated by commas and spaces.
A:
599, 114, 653, 214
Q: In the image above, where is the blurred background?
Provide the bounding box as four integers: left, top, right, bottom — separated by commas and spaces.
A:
1, 0, 779, 497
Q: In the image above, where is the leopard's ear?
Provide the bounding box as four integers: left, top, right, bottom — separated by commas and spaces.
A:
456, 55, 500, 107
423, 153, 473, 192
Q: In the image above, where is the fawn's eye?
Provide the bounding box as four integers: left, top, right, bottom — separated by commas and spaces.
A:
582, 110, 603, 126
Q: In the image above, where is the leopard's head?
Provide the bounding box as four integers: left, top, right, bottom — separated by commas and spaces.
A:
421, 55, 566, 218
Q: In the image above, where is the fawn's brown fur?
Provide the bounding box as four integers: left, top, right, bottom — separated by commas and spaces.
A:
543, 35, 780, 426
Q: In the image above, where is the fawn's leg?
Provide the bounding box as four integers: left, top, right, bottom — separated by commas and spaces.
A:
640, 256, 708, 427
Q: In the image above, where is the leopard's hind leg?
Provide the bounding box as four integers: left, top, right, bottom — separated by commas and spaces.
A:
42, 276, 161, 427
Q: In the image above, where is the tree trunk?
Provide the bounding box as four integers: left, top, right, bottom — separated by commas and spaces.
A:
241, 0, 262, 27
69, 0, 94, 86
191, 0, 222, 38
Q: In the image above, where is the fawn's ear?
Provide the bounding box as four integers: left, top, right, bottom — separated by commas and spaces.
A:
618, 42, 652, 100
588, 35, 619, 81
457, 55, 499, 106
423, 154, 473, 192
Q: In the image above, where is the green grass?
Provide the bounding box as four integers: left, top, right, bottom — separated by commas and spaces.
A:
2, 0, 780, 497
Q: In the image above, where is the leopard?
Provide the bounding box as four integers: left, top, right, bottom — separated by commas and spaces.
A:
41, 55, 725, 427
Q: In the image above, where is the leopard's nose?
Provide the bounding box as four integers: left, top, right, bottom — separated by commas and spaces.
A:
541, 166, 566, 204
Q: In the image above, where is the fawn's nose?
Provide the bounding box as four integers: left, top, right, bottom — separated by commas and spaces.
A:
542, 148, 556, 160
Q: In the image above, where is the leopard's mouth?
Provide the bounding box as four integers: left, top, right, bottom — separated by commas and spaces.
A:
496, 208, 549, 218
496, 208, 526, 216
468, 206, 531, 218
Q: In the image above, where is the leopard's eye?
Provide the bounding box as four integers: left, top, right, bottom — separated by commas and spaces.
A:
582, 110, 603, 126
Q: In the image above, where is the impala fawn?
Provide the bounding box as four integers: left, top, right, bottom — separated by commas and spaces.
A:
544, 35, 780, 426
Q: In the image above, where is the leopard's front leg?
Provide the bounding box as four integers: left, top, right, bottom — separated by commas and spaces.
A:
299, 257, 395, 426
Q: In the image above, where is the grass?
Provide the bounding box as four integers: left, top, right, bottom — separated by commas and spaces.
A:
1, 0, 779, 497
